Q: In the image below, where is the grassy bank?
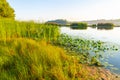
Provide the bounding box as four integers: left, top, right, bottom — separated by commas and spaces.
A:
1, 38, 117, 80
0, 38, 102, 80
0, 19, 117, 80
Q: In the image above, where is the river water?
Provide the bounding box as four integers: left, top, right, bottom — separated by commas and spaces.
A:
60, 27, 120, 74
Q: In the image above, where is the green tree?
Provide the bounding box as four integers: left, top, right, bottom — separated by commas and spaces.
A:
0, 0, 15, 19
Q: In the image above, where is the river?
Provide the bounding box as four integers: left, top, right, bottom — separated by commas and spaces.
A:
60, 27, 120, 74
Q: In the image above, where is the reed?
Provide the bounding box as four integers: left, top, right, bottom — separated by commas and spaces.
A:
0, 19, 60, 41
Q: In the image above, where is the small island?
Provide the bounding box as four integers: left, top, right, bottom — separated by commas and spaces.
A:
70, 22, 88, 29
97, 23, 114, 29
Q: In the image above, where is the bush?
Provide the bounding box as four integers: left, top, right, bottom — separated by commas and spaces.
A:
70, 22, 88, 29
97, 23, 114, 29
91, 24, 97, 28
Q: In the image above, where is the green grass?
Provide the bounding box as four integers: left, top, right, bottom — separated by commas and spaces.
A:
0, 19, 59, 41
0, 38, 101, 80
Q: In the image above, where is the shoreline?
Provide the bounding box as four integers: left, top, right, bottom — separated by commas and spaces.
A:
81, 63, 120, 80
108, 72, 120, 80
98, 68, 120, 80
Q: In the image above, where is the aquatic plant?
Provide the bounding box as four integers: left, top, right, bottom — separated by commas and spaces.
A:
53, 34, 118, 66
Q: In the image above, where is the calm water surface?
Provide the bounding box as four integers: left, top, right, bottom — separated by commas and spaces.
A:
60, 27, 120, 74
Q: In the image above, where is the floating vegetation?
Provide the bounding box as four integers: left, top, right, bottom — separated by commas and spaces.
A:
53, 34, 118, 66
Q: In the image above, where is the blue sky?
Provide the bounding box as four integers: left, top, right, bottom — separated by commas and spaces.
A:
7, 0, 120, 21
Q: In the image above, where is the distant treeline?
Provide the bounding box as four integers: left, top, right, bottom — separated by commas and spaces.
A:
70, 22, 115, 29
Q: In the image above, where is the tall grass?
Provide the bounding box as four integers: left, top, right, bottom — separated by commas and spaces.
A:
0, 38, 100, 80
0, 19, 59, 41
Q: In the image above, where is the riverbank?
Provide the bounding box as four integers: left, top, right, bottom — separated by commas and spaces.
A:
85, 65, 120, 80
103, 71, 120, 80
0, 37, 119, 80
112, 74, 120, 80
0, 20, 119, 80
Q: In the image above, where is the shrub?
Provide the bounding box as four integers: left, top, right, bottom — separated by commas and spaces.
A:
70, 22, 88, 29
91, 24, 97, 28
97, 23, 114, 29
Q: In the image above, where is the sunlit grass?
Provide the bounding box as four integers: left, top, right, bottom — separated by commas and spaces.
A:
0, 38, 100, 80
0, 19, 59, 41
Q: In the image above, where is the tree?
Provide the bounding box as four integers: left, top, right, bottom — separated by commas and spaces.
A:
0, 0, 15, 19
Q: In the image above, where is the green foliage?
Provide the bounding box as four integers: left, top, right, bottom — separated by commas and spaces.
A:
97, 23, 114, 29
91, 24, 97, 28
70, 22, 88, 29
0, 38, 100, 80
0, 20, 60, 41
54, 34, 118, 66
0, 0, 15, 19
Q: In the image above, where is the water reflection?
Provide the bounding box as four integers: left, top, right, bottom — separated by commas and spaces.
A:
61, 27, 120, 44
